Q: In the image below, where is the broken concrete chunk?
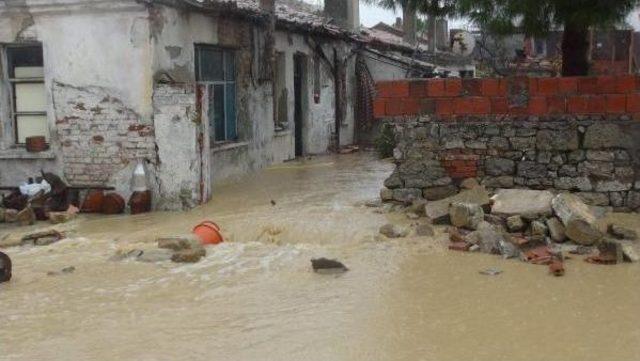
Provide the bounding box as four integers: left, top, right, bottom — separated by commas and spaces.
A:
506, 215, 525, 232
608, 224, 637, 241
449, 202, 484, 230
546, 217, 567, 243
552, 193, 604, 245
491, 189, 554, 217
424, 186, 491, 224
379, 223, 409, 238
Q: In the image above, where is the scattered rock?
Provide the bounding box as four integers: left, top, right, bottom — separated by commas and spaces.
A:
465, 221, 506, 254
450, 202, 484, 230
137, 249, 173, 263
21, 230, 64, 246
491, 189, 554, 217
530, 220, 549, 237
593, 240, 624, 264
551, 193, 604, 245
424, 186, 491, 224
4, 209, 19, 223
546, 217, 567, 243
157, 236, 202, 251
498, 239, 520, 259
484, 214, 505, 228
506, 215, 525, 232
621, 243, 639, 262
423, 185, 458, 201
379, 224, 409, 238
380, 188, 394, 202
171, 248, 207, 263
16, 207, 36, 226
311, 258, 348, 274
608, 224, 637, 240
459, 178, 480, 190
406, 198, 428, 216
415, 224, 435, 237
405, 212, 420, 220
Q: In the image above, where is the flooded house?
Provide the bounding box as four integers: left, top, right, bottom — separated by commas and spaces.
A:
0, 0, 463, 210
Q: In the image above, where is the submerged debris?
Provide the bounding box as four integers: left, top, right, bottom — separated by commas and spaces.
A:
0, 251, 12, 283
479, 268, 502, 276
47, 266, 76, 276
311, 258, 348, 274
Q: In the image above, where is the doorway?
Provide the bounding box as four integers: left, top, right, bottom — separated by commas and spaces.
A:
293, 53, 307, 157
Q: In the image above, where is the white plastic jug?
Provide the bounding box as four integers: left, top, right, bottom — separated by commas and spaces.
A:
131, 161, 148, 192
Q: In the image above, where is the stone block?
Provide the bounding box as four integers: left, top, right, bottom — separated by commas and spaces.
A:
536, 129, 579, 151
486, 158, 515, 176
583, 123, 633, 149
517, 161, 547, 178
491, 189, 554, 217
392, 188, 422, 203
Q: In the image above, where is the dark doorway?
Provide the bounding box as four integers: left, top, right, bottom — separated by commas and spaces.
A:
293, 54, 306, 157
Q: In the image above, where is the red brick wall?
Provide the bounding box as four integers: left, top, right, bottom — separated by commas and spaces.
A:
373, 75, 640, 118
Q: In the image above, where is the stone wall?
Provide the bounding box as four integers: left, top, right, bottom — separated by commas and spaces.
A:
375, 76, 640, 211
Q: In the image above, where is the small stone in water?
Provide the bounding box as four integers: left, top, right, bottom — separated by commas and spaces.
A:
311, 258, 348, 274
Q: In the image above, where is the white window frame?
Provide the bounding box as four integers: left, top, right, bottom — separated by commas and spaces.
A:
3, 43, 47, 145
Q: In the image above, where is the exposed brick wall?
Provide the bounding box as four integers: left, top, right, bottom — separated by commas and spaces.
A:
53, 82, 156, 186
373, 75, 640, 118
375, 76, 640, 212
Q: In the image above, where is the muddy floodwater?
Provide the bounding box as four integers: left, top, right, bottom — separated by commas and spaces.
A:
1, 153, 640, 361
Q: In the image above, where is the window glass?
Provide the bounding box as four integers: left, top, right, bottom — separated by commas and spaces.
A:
224, 51, 235, 81
213, 84, 225, 142
195, 45, 236, 143
225, 83, 236, 140
198, 48, 223, 81
15, 83, 47, 112
17, 115, 48, 143
7, 45, 48, 144
8, 46, 43, 78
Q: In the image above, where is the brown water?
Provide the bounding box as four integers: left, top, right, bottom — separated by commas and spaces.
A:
1, 153, 640, 361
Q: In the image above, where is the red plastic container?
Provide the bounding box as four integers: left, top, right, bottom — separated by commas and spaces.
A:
193, 221, 224, 245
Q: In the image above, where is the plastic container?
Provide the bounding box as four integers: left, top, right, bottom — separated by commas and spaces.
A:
101, 193, 125, 214
131, 161, 148, 192
129, 190, 151, 214
193, 221, 224, 245
81, 190, 104, 213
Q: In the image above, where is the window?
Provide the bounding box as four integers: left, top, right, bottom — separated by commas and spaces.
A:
274, 52, 288, 128
5, 45, 48, 144
195, 45, 237, 143
313, 57, 321, 104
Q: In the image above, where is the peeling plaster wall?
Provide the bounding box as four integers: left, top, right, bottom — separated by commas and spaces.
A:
0, 2, 156, 201
149, 4, 358, 188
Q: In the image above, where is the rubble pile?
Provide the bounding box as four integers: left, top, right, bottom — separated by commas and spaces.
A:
380, 181, 639, 276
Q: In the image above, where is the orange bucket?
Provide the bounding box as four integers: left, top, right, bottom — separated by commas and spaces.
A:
193, 221, 224, 245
